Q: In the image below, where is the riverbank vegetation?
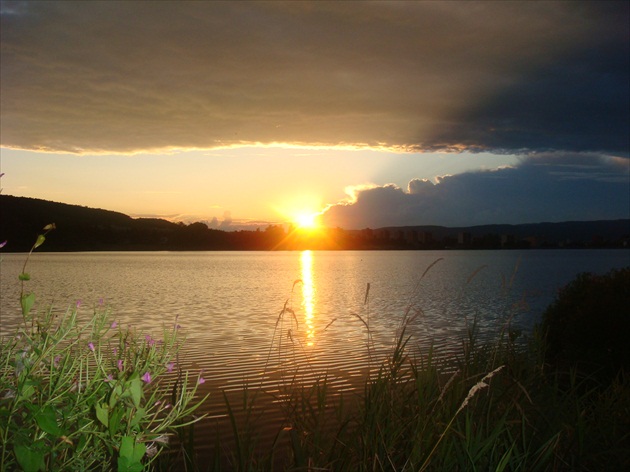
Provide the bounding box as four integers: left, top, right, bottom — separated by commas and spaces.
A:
188, 270, 629, 471
150, 268, 628, 471
0, 227, 207, 471
1, 228, 628, 470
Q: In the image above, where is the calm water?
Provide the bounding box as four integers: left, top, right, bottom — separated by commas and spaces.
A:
1, 249, 628, 460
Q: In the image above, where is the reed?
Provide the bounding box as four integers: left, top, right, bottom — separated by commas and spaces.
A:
202, 263, 629, 471
3, 229, 627, 470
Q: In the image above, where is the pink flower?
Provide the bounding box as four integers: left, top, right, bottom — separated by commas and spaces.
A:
0, 241, 7, 249
111, 321, 118, 329
198, 377, 206, 385
104, 374, 113, 382
76, 300, 82, 308
117, 359, 124, 371
141, 372, 152, 383
53, 355, 61, 367
88, 342, 95, 351
145, 335, 155, 346
166, 362, 174, 373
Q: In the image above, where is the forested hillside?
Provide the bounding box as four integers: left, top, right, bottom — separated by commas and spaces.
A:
1, 195, 628, 251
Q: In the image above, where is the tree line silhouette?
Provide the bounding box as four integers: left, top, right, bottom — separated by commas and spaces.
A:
1, 195, 628, 252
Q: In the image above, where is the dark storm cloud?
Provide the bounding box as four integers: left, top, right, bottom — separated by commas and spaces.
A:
1, 1, 627, 155
424, 45, 630, 156
321, 153, 630, 229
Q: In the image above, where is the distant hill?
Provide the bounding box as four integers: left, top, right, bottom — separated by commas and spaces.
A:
0, 195, 229, 251
1, 195, 628, 251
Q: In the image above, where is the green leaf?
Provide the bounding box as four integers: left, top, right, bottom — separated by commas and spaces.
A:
119, 436, 134, 459
118, 436, 145, 472
33, 234, 46, 249
129, 408, 145, 428
15, 444, 45, 472
131, 441, 146, 463
19, 382, 35, 402
117, 456, 144, 472
35, 406, 63, 437
95, 403, 109, 427
110, 383, 123, 408
128, 378, 143, 408
20, 293, 36, 317
18, 273, 31, 281
109, 407, 124, 437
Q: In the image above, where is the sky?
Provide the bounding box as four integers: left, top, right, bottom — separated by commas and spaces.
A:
1, 0, 628, 230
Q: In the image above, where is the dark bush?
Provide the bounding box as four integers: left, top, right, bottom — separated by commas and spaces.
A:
539, 267, 630, 381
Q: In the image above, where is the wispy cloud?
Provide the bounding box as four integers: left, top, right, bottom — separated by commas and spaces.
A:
1, 1, 627, 156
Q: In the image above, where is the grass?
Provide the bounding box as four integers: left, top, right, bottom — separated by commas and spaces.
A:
4, 231, 628, 471
0, 226, 208, 472
172, 266, 629, 471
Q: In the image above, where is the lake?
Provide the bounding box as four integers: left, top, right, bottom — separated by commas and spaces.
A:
1, 249, 628, 461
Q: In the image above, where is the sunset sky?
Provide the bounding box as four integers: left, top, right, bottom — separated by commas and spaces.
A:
1, 1, 628, 230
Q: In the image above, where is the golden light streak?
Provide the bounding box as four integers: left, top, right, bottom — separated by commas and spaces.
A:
300, 250, 315, 346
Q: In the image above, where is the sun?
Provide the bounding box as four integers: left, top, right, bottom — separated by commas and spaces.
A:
274, 196, 324, 231
294, 211, 320, 229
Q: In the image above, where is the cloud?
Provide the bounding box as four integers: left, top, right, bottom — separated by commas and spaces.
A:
321, 153, 630, 229
219, 211, 233, 229
1, 1, 627, 155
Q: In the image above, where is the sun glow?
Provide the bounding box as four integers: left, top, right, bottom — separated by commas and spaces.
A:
273, 194, 324, 231
294, 211, 320, 229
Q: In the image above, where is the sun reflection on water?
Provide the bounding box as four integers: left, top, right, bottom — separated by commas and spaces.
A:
300, 250, 315, 346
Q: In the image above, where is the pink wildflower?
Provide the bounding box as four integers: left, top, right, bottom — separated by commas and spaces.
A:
111, 321, 118, 329
117, 359, 124, 371
141, 372, 152, 383
104, 374, 113, 382
88, 342, 95, 351
166, 362, 174, 373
